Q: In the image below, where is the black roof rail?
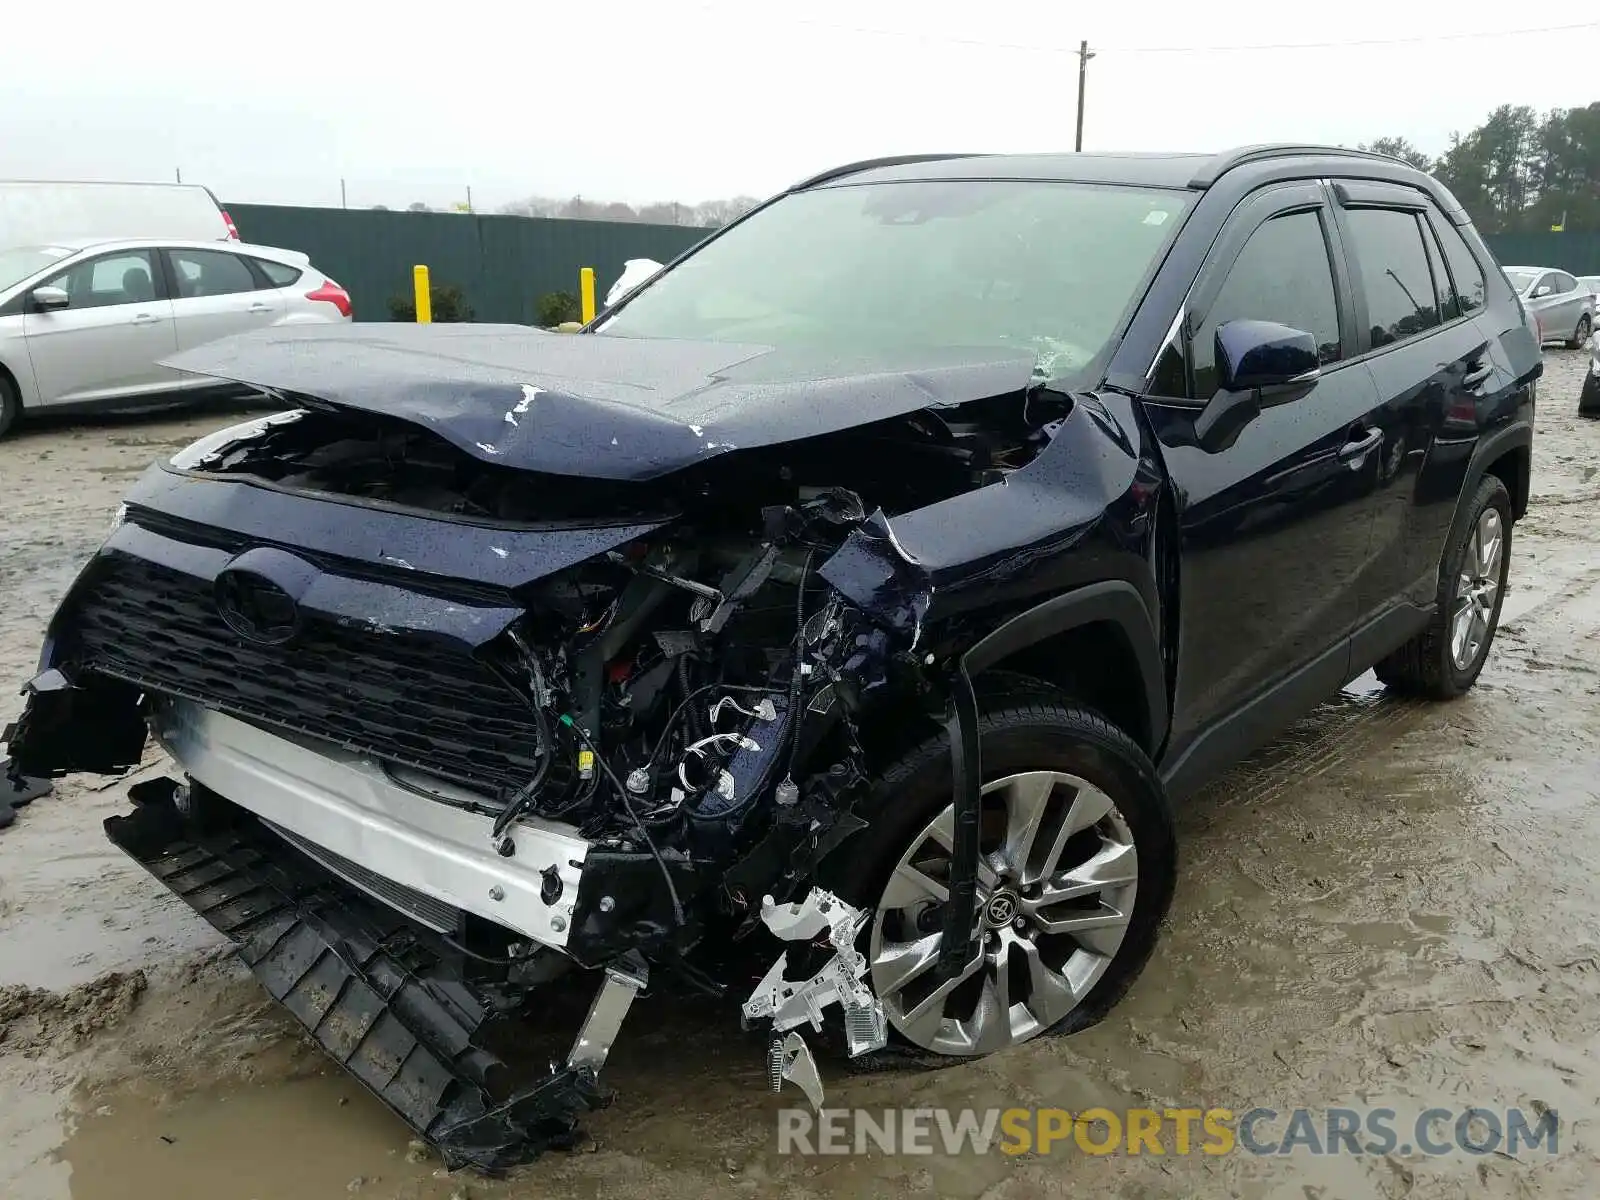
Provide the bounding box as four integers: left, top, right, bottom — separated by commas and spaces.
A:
1187, 144, 1413, 189
788, 152, 990, 192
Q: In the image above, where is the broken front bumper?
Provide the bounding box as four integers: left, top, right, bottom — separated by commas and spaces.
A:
105, 779, 639, 1173
153, 699, 588, 952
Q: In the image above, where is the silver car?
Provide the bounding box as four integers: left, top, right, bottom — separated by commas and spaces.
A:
1503, 265, 1594, 348
0, 237, 351, 437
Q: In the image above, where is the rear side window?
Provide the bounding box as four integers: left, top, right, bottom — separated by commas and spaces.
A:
254, 258, 303, 287
1418, 221, 1457, 321
1432, 220, 1486, 314
1343, 208, 1440, 348
1554, 272, 1578, 293
167, 248, 257, 298
1190, 209, 1342, 397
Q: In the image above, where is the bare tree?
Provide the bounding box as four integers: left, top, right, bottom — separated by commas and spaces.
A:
493, 191, 757, 227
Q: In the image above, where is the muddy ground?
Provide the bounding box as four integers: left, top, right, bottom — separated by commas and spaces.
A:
2, 356, 1598, 1199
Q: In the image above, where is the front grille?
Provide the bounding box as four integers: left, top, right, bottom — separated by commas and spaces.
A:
267, 821, 461, 933
70, 554, 540, 797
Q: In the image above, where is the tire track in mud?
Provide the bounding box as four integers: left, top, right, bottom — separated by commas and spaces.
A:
1132, 514, 1600, 1199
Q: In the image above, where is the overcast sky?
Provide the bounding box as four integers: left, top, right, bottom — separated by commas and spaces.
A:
1, 3, 1594, 211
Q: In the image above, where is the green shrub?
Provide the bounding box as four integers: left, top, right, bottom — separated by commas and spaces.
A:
535, 291, 581, 327
388, 283, 474, 322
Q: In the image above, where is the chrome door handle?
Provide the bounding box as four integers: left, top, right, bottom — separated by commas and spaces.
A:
1462, 362, 1494, 390
1338, 427, 1383, 463
247, 303, 272, 314
130, 313, 161, 325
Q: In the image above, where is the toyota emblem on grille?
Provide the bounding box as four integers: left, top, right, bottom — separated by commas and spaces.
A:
215, 568, 302, 645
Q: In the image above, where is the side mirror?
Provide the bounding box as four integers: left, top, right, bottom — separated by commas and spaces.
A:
1216, 319, 1320, 392
30, 286, 70, 312
1532, 284, 1553, 299
1194, 320, 1320, 452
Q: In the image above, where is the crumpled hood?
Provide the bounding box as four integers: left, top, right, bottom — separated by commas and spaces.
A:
166, 324, 1037, 482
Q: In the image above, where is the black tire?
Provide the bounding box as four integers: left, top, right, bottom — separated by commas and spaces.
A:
0, 373, 18, 440
1375, 475, 1512, 699
1568, 313, 1592, 351
1580, 370, 1600, 419
821, 675, 1177, 1068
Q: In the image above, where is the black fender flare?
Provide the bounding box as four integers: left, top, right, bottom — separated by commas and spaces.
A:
962, 579, 1168, 755
1463, 420, 1533, 518
1435, 421, 1533, 577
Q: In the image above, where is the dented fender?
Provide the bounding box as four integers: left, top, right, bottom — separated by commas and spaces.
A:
820, 393, 1165, 697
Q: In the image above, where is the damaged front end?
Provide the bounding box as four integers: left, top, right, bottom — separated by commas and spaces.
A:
4, 328, 1144, 1170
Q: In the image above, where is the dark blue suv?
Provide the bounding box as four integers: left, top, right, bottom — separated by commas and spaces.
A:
5, 144, 1540, 1169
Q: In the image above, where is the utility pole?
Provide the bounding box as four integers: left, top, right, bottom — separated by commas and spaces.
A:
1075, 40, 1095, 152
466, 185, 473, 213
175, 167, 183, 183
340, 177, 348, 209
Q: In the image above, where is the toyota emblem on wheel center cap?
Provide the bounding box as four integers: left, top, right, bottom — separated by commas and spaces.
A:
984, 891, 1019, 927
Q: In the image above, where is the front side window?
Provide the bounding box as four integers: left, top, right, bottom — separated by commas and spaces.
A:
1190, 210, 1342, 397
168, 248, 257, 298
41, 250, 158, 310
1343, 208, 1441, 348
600, 179, 1196, 387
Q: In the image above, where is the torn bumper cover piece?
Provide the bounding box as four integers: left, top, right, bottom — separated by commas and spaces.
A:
106, 778, 630, 1174
741, 888, 889, 1109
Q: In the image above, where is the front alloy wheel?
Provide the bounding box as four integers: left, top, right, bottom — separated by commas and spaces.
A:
824, 682, 1176, 1064
869, 771, 1139, 1056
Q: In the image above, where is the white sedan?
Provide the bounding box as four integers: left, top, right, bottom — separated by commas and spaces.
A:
0, 237, 352, 437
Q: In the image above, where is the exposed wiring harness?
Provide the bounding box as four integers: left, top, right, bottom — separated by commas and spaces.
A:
560, 713, 687, 932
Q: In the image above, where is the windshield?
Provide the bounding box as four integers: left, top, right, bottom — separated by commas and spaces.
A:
599, 179, 1194, 385
0, 245, 73, 293
1504, 269, 1539, 293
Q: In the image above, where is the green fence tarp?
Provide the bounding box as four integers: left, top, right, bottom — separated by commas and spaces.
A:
1483, 233, 1600, 278
226, 203, 710, 324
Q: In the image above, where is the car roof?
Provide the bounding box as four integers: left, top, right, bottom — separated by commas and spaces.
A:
40, 235, 305, 261
793, 144, 1433, 192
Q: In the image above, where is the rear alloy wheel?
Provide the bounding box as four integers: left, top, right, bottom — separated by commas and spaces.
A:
1376, 475, 1512, 698
1449, 505, 1505, 673
828, 684, 1176, 1062
1569, 313, 1593, 350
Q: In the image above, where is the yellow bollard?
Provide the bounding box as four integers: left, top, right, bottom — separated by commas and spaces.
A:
413, 265, 432, 323
579, 267, 596, 324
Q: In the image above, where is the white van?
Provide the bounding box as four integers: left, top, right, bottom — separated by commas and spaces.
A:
0, 180, 239, 249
